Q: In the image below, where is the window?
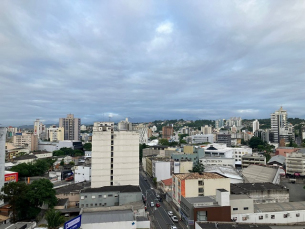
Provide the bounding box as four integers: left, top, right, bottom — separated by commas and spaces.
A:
85, 195, 87, 198
296, 213, 300, 217
86, 204, 88, 207
103, 195, 107, 198
198, 188, 204, 193
95, 203, 97, 206
108, 194, 113, 197
283, 214, 288, 218
81, 204, 84, 207
99, 195, 102, 198
233, 208, 238, 211
271, 215, 275, 219
244, 207, 249, 210
198, 180, 203, 185
259, 216, 263, 220
99, 203, 102, 206
90, 203, 93, 207
81, 196, 84, 200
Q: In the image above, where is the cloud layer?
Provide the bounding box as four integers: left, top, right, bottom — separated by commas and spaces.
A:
1, 1, 305, 125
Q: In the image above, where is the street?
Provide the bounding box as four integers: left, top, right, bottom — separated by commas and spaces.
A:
139, 173, 187, 229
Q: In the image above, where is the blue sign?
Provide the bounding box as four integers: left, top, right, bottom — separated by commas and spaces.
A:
64, 215, 82, 229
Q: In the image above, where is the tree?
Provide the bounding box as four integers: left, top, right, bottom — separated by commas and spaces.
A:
139, 144, 148, 163
0, 182, 28, 222
248, 137, 264, 149
60, 159, 64, 166
45, 209, 65, 229
159, 138, 169, 146
83, 143, 92, 151
69, 161, 75, 166
74, 149, 84, 157
189, 163, 205, 174
53, 150, 65, 156
149, 136, 157, 141
60, 147, 74, 156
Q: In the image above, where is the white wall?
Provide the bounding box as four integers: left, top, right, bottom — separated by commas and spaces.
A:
232, 210, 305, 224
82, 221, 137, 229
154, 161, 171, 182
75, 166, 91, 182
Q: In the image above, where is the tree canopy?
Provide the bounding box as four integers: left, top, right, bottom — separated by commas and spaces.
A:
83, 143, 92, 151
45, 209, 66, 229
248, 137, 264, 149
11, 159, 54, 177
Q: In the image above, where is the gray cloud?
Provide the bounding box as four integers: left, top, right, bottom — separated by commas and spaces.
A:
1, 0, 305, 125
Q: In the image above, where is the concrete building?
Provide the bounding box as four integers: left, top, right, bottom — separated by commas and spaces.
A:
172, 173, 230, 206
46, 126, 64, 142
242, 165, 281, 184
180, 189, 231, 228
80, 185, 142, 208
33, 119, 46, 139
191, 134, 214, 144
59, 114, 81, 141
137, 127, 148, 144
286, 151, 305, 176
0, 127, 6, 205
14, 154, 37, 164
13, 133, 38, 152
91, 122, 139, 188
159, 178, 172, 193
200, 157, 235, 167
216, 134, 231, 147
230, 183, 289, 204
152, 159, 173, 182
271, 107, 294, 143
75, 165, 91, 183
201, 125, 212, 134
241, 153, 266, 168
33, 151, 52, 159
253, 119, 260, 133
215, 119, 225, 129
231, 147, 252, 165
118, 118, 132, 131
81, 125, 87, 131
162, 125, 173, 140
173, 160, 193, 174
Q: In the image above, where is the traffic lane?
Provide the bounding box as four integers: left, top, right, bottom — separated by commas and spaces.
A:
158, 205, 184, 229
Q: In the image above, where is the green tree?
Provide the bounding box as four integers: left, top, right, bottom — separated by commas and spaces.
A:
74, 149, 84, 157
53, 150, 65, 156
149, 136, 157, 140
69, 161, 75, 166
60, 147, 74, 156
159, 138, 169, 146
248, 137, 264, 149
83, 143, 92, 151
0, 182, 28, 222
60, 159, 64, 166
45, 209, 65, 229
189, 163, 205, 174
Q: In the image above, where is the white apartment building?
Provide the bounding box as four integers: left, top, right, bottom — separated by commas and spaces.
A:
75, 165, 91, 183
286, 151, 305, 176
118, 118, 132, 131
200, 157, 235, 167
232, 147, 252, 164
91, 122, 139, 188
13, 133, 38, 151
34, 119, 46, 139
252, 119, 259, 133
152, 159, 172, 182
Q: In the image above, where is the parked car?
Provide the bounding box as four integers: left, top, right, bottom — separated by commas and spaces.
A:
170, 226, 177, 229
171, 216, 178, 222
156, 194, 160, 198
65, 176, 74, 181
144, 178, 147, 181
168, 211, 173, 216
156, 203, 160, 208
150, 202, 155, 207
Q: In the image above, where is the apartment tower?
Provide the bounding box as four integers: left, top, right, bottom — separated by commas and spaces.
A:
91, 122, 139, 188
59, 114, 81, 141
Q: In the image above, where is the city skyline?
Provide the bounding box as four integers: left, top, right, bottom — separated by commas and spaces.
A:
1, 1, 305, 125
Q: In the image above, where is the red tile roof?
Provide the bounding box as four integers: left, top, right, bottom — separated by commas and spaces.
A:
161, 178, 172, 186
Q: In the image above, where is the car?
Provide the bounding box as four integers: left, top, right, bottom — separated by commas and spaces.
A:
171, 216, 179, 222
155, 203, 160, 208
170, 226, 177, 229
168, 211, 173, 216
144, 178, 147, 181
156, 194, 160, 198
150, 202, 154, 207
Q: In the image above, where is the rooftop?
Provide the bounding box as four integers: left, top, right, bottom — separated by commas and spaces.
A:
55, 182, 91, 194
81, 185, 141, 193
56, 198, 68, 206
242, 165, 279, 183
254, 201, 305, 213
82, 210, 133, 224
267, 155, 286, 165
196, 222, 272, 229
230, 194, 251, 200
33, 151, 52, 155
174, 172, 225, 180
185, 196, 215, 204
204, 165, 243, 181
231, 183, 288, 194
14, 154, 37, 160
161, 178, 172, 186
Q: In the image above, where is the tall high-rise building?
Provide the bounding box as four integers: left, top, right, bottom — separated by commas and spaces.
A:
34, 119, 46, 139
162, 125, 173, 140
59, 114, 81, 141
91, 122, 139, 188
118, 118, 132, 131
271, 107, 294, 143
0, 127, 7, 205
253, 119, 259, 133
201, 125, 212, 134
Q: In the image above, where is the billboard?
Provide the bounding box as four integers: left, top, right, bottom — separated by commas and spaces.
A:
4, 172, 18, 183
64, 215, 81, 229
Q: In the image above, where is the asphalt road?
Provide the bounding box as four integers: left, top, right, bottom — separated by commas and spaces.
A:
139, 173, 186, 229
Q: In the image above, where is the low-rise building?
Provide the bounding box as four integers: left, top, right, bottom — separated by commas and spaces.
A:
172, 173, 230, 206
191, 134, 214, 144
74, 165, 91, 183
204, 165, 243, 184
242, 165, 281, 184
159, 178, 172, 193
230, 194, 254, 215
241, 153, 266, 168
173, 160, 193, 173
33, 151, 52, 159
79, 185, 142, 208
230, 183, 289, 204
13, 154, 37, 164
267, 155, 286, 167
152, 158, 173, 182
200, 157, 235, 167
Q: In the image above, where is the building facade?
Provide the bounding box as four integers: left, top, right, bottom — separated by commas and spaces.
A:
286, 151, 305, 176
252, 119, 259, 133
0, 127, 7, 205
13, 133, 38, 151
271, 107, 294, 143
59, 114, 81, 141
91, 122, 139, 188
162, 126, 173, 140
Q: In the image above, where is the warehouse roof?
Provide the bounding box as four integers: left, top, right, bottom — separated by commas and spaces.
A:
231, 183, 287, 194
242, 165, 279, 183
82, 210, 133, 224
174, 172, 225, 180
81, 185, 141, 193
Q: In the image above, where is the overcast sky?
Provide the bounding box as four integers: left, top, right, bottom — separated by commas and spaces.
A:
1, 1, 305, 126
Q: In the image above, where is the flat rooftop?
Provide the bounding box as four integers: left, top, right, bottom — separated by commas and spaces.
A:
231, 183, 288, 194
185, 196, 215, 204
174, 172, 225, 180
82, 210, 133, 224
81, 185, 141, 193
254, 201, 305, 213
196, 222, 272, 229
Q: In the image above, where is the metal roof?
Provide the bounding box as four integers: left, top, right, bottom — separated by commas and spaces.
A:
242, 165, 279, 183
82, 210, 133, 224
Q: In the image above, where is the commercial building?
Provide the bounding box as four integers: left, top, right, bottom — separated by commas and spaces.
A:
242, 165, 281, 184
241, 153, 266, 168
59, 114, 81, 141
201, 125, 212, 134
172, 173, 230, 206
91, 122, 139, 188
191, 134, 214, 144
216, 134, 231, 147
34, 119, 46, 139
0, 127, 6, 205
162, 125, 173, 140
230, 183, 289, 204
74, 165, 91, 183
285, 151, 305, 176
200, 157, 235, 167
180, 189, 231, 228
271, 107, 294, 143
79, 185, 142, 208
253, 119, 260, 133
13, 133, 38, 152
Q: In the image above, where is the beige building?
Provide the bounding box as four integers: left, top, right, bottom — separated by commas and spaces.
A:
13, 133, 38, 152
241, 153, 266, 168
33, 151, 53, 159
91, 122, 139, 188
47, 126, 64, 142
183, 145, 194, 154
172, 173, 230, 206
286, 151, 305, 176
